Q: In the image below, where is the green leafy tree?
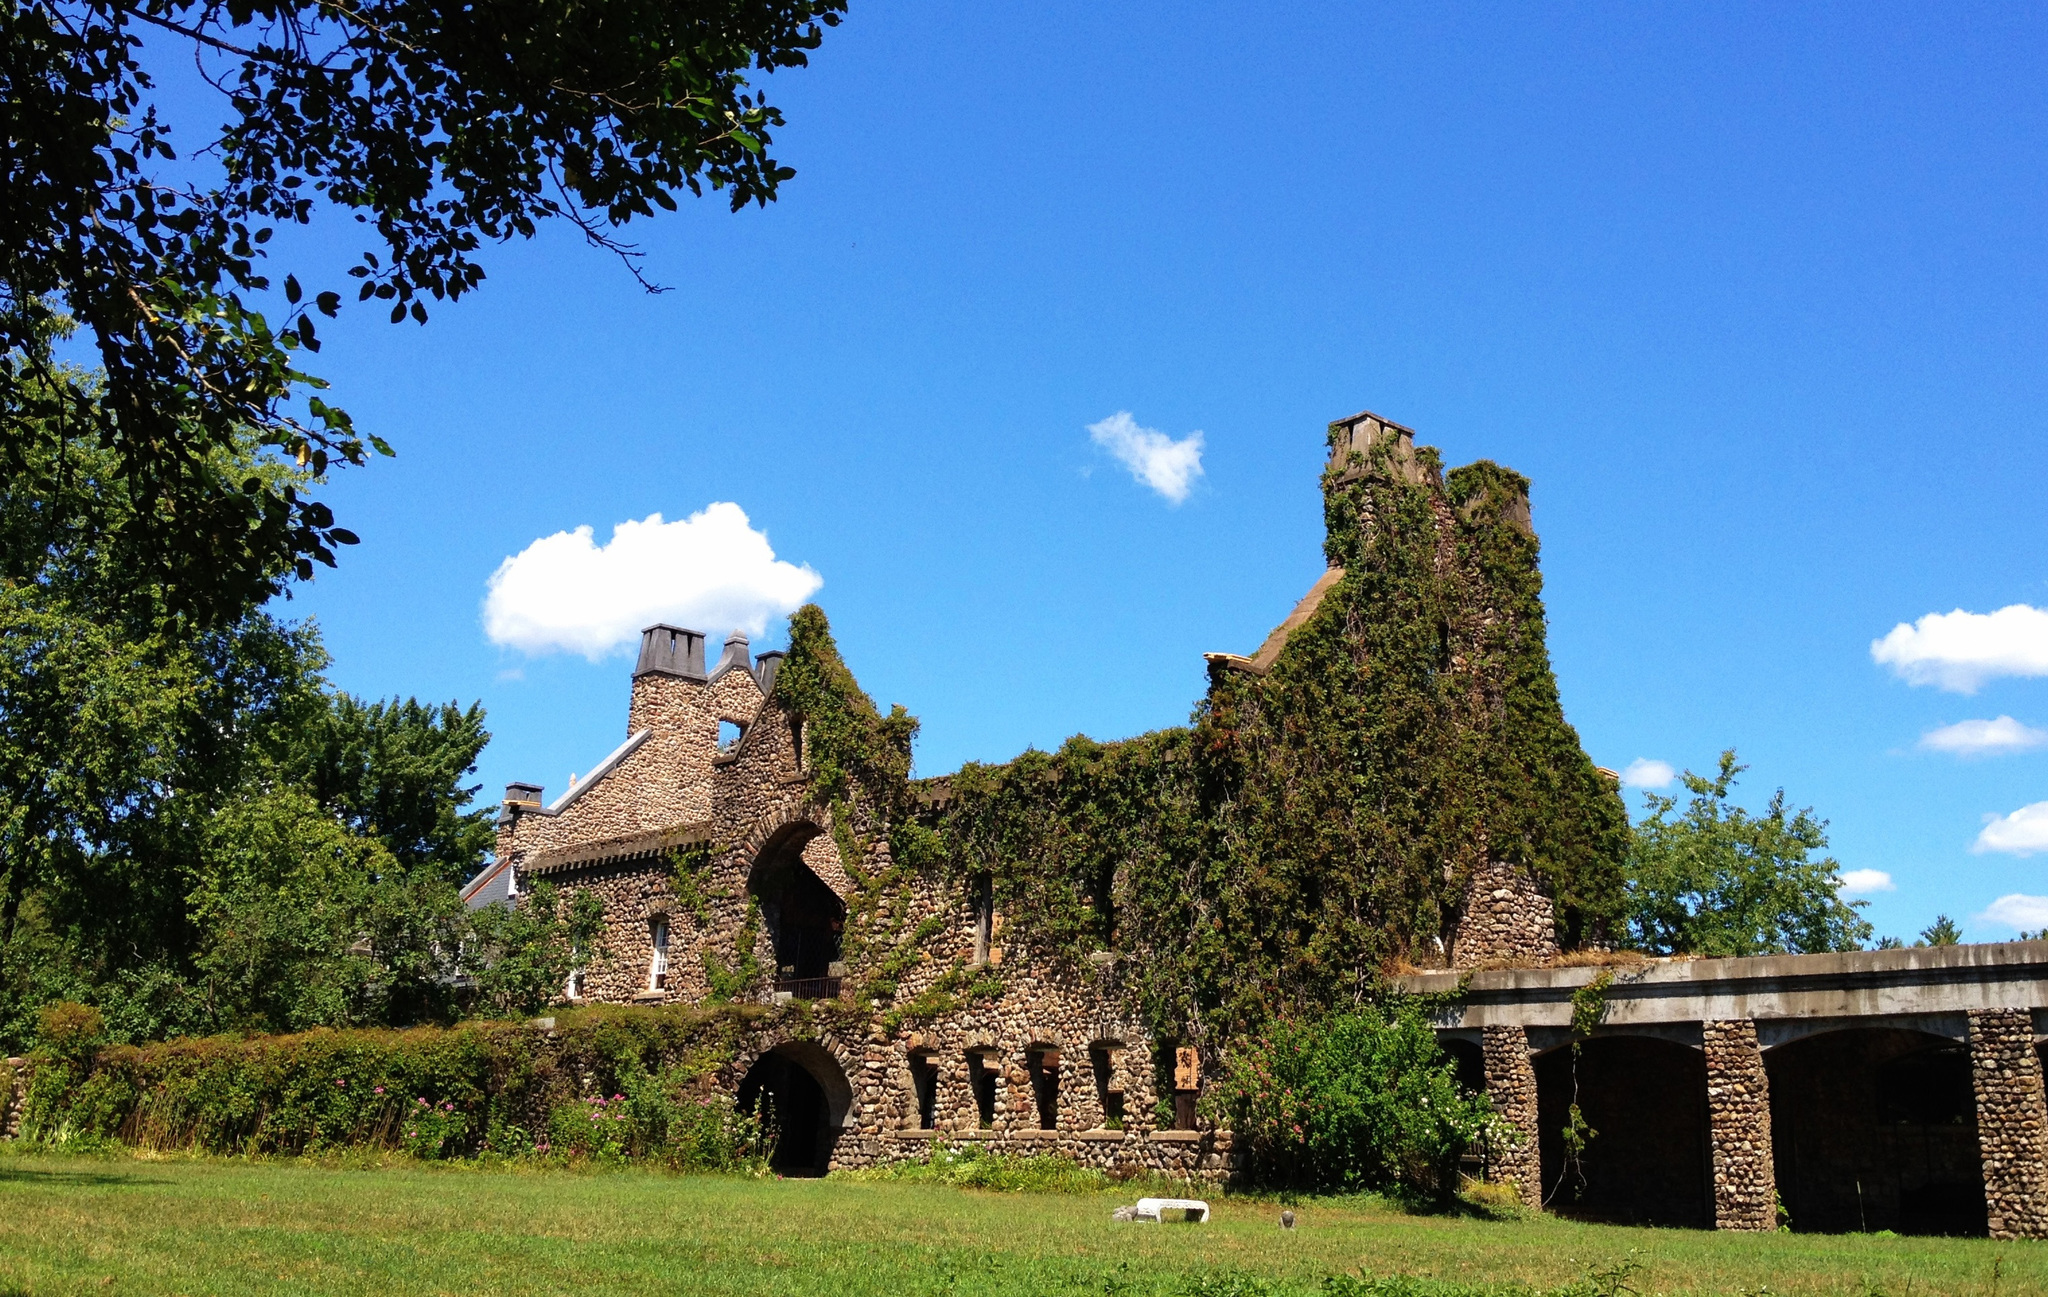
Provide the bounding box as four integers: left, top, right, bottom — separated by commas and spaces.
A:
1204, 1002, 1493, 1197
1624, 750, 1872, 957
464, 881, 606, 1018
3, 0, 845, 619
1917, 915, 1963, 947
0, 372, 512, 1046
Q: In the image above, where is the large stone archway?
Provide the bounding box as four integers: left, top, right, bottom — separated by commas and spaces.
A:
1766, 1027, 1985, 1235
1535, 1035, 1712, 1228
735, 1037, 857, 1175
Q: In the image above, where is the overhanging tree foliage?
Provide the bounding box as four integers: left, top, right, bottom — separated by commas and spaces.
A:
0, 364, 573, 1049
2, 0, 845, 620
1623, 750, 1871, 957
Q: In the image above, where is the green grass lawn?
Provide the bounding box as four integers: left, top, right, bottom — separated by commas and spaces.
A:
0, 1151, 2035, 1297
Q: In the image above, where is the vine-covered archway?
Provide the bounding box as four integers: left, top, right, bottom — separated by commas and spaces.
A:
737, 1040, 853, 1175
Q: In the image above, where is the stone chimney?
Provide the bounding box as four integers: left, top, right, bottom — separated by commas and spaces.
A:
635, 624, 706, 680
1328, 410, 1428, 486
754, 650, 785, 695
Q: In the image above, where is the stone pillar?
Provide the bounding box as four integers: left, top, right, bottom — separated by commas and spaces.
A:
1967, 1008, 2048, 1240
1451, 861, 1561, 968
1481, 1025, 1541, 1205
1703, 1019, 1777, 1231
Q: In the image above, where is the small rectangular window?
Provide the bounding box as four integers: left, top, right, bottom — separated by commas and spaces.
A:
566, 968, 584, 1000
650, 917, 670, 990
910, 1053, 939, 1130
967, 1051, 997, 1129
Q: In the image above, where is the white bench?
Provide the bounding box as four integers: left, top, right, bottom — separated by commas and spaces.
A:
1130, 1197, 1209, 1223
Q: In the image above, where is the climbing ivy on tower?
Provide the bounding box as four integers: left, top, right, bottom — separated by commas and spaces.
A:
763, 421, 1627, 1048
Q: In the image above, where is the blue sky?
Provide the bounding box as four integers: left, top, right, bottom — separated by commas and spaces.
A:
241, 3, 2048, 943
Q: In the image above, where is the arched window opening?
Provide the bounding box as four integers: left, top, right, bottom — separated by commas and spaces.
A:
750, 829, 846, 999
1027, 1046, 1061, 1130
908, 1051, 939, 1130
971, 874, 994, 966
648, 916, 670, 991
967, 1050, 998, 1129
1090, 1043, 1126, 1130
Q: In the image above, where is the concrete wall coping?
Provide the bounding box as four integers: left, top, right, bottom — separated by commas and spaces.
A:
1398, 941, 2048, 997
1397, 942, 2048, 1032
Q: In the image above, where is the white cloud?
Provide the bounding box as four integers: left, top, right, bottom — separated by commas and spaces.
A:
1871, 604, 2048, 693
1973, 800, 2048, 857
1920, 716, 2048, 756
1979, 893, 2048, 931
1088, 411, 1205, 504
1620, 758, 1676, 788
483, 504, 822, 660
1837, 869, 1896, 896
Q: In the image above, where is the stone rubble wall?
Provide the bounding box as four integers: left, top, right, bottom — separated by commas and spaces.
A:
1703, 1018, 1776, 1231
1452, 860, 1561, 968
1967, 1008, 2048, 1240
1, 1057, 24, 1140
1480, 1024, 1541, 1205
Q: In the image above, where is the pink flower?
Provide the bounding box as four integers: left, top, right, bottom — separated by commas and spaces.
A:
373, 1086, 385, 1095
334, 1079, 345, 1087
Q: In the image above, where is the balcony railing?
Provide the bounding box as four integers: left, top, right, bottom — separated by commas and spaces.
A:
774, 976, 843, 1001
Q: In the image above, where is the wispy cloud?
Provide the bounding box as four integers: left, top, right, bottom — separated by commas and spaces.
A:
1979, 893, 2048, 931
483, 503, 821, 660
1973, 800, 2048, 857
1088, 411, 1205, 504
1920, 716, 2048, 756
1837, 869, 1895, 896
1871, 604, 2048, 693
1620, 758, 1676, 789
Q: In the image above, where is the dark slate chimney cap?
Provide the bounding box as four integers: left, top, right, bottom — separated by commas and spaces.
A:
634, 624, 707, 680
754, 649, 785, 694
504, 781, 544, 805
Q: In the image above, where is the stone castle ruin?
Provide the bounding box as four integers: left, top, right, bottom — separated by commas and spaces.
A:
467, 409, 2048, 1238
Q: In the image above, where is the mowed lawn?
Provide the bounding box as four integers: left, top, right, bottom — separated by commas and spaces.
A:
0, 1153, 2037, 1297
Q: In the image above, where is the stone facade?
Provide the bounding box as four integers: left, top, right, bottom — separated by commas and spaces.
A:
1480, 1024, 1541, 1205
1452, 860, 1561, 968
1702, 1018, 1776, 1231
1967, 1008, 2048, 1240
488, 624, 1237, 1180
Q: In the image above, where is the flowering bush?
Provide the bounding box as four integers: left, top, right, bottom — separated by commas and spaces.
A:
1205, 1002, 1491, 1196
543, 1066, 768, 1171
400, 1097, 470, 1159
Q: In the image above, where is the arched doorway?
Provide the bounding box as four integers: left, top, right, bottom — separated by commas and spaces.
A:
1765, 1028, 1984, 1235
749, 826, 846, 997
1534, 1035, 1711, 1228
737, 1041, 854, 1176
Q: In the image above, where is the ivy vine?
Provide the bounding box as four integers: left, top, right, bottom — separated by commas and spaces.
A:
761, 419, 1627, 1048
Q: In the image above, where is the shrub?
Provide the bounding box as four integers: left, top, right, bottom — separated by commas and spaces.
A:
13, 1001, 788, 1165
36, 1001, 106, 1059
1205, 1002, 1490, 1197
844, 1144, 1112, 1193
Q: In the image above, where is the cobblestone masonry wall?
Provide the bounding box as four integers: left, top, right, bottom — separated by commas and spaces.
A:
1481, 1025, 1541, 1204
1, 1058, 24, 1140
1452, 860, 1561, 968
497, 635, 1229, 1178
1967, 1008, 2048, 1240
1703, 1018, 1776, 1231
